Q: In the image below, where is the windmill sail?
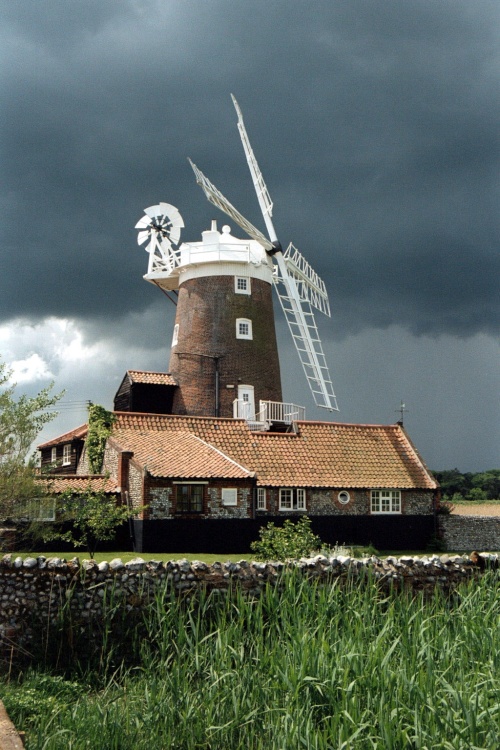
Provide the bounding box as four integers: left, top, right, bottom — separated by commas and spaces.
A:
274, 252, 337, 411
188, 97, 339, 412
231, 96, 338, 411
188, 159, 273, 252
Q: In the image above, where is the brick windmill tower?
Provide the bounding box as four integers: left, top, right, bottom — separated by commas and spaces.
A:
135, 96, 338, 425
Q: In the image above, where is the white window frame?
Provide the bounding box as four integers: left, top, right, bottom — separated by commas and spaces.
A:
338, 491, 350, 505
236, 318, 253, 340
235, 276, 251, 295
51, 447, 57, 464
279, 488, 306, 511
222, 488, 238, 506
172, 323, 179, 347
257, 487, 267, 510
15, 497, 56, 522
371, 490, 401, 514
62, 444, 71, 466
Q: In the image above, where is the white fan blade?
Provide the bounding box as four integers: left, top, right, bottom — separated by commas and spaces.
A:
159, 202, 184, 229
169, 226, 182, 244
135, 215, 152, 229
137, 230, 151, 246
144, 204, 164, 219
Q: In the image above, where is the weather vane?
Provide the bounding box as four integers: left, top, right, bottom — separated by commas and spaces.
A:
396, 400, 408, 424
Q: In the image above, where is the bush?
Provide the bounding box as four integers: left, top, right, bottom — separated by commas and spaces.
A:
250, 516, 322, 561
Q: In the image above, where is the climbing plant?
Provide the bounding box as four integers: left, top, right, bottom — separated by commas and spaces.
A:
86, 404, 115, 474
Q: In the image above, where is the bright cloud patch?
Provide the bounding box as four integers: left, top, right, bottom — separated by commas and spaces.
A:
9, 353, 53, 383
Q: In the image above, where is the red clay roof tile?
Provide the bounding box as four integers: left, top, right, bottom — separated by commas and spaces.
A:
110, 413, 437, 489
38, 424, 88, 449
38, 475, 119, 494
127, 370, 177, 386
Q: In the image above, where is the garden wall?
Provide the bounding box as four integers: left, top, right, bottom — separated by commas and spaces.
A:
1, 551, 497, 669
439, 515, 500, 551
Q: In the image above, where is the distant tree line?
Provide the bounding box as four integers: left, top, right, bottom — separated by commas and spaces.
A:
433, 468, 500, 503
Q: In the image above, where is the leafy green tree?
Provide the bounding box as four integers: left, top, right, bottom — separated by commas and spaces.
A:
251, 516, 322, 561
86, 404, 115, 473
466, 487, 489, 503
0, 359, 62, 523
433, 469, 472, 498
39, 483, 138, 558
471, 470, 500, 500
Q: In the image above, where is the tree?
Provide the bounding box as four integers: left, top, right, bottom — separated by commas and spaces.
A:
0, 359, 62, 523
251, 516, 323, 561
38, 483, 138, 558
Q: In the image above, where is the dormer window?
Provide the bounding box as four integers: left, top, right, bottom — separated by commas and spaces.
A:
235, 276, 251, 295
236, 318, 252, 340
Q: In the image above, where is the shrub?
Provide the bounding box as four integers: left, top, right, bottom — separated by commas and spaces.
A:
250, 516, 322, 561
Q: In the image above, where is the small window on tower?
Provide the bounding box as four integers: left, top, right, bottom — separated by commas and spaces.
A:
172, 324, 179, 347
235, 276, 251, 295
236, 318, 252, 340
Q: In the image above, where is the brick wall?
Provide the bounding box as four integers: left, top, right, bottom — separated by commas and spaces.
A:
169, 275, 282, 417
257, 488, 434, 516
144, 477, 254, 519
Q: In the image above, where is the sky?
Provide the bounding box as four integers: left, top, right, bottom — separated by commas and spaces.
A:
1, 0, 499, 473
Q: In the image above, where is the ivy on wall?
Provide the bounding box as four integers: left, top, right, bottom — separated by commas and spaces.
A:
86, 404, 115, 474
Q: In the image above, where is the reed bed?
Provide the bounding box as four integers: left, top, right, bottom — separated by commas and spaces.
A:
2, 571, 499, 749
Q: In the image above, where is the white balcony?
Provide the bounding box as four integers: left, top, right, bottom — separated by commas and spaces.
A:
233, 399, 305, 430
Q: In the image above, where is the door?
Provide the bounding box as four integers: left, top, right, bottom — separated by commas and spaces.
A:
237, 384, 255, 420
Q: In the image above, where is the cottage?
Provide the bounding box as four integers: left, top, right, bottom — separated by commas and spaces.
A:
38, 408, 438, 552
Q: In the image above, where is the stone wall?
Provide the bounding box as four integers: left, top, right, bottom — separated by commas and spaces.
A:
1, 552, 497, 661
439, 515, 500, 551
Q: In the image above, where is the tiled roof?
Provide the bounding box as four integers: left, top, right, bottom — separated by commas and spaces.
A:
111, 413, 437, 489
110, 430, 253, 479
38, 424, 88, 449
38, 475, 119, 494
127, 370, 177, 386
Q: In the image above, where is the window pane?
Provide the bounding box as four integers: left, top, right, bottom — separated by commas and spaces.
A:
280, 489, 292, 509
296, 489, 306, 510
257, 488, 266, 509
177, 485, 203, 513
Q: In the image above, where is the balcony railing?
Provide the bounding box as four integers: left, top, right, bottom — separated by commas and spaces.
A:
233, 399, 305, 426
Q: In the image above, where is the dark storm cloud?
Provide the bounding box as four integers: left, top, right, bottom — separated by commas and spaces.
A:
1, 0, 499, 339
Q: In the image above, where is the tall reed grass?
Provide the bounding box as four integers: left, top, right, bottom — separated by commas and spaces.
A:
3, 571, 499, 749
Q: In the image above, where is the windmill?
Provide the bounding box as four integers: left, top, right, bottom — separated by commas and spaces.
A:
188, 95, 338, 412
135, 96, 337, 423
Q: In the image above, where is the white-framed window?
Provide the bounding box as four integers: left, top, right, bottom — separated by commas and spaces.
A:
172, 323, 179, 347
235, 276, 251, 295
371, 490, 401, 514
279, 488, 306, 511
236, 318, 253, 340
222, 488, 238, 506
15, 497, 56, 522
62, 444, 71, 466
51, 447, 57, 464
338, 491, 350, 505
257, 487, 267, 510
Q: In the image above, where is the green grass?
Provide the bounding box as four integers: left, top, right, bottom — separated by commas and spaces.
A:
2, 570, 499, 749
